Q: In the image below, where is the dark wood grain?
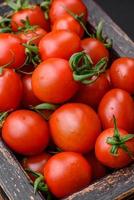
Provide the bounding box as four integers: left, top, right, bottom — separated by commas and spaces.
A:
0, 140, 44, 200
0, 0, 134, 200
64, 163, 134, 200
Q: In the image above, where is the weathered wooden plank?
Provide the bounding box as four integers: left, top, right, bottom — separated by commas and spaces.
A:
84, 0, 134, 57
64, 163, 134, 200
0, 141, 44, 200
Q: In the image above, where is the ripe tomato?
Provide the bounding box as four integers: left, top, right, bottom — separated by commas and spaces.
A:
98, 89, 134, 133
21, 74, 41, 107
11, 6, 49, 32
81, 38, 109, 64
110, 58, 134, 94
17, 27, 47, 45
44, 152, 92, 198
0, 68, 22, 112
0, 33, 26, 69
22, 152, 51, 175
95, 128, 134, 168
39, 30, 82, 61
104, 69, 112, 86
74, 74, 110, 109
49, 103, 101, 153
2, 110, 50, 155
49, 0, 88, 24
52, 13, 84, 38
32, 58, 79, 103
85, 152, 106, 180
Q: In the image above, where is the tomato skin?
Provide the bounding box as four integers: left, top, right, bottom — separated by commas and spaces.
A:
17, 27, 47, 45
49, 103, 101, 153
2, 110, 50, 155
39, 30, 82, 60
44, 152, 92, 198
11, 6, 49, 32
52, 13, 84, 38
49, 0, 88, 24
21, 74, 41, 107
0, 33, 26, 69
22, 152, 51, 175
74, 74, 110, 109
32, 58, 79, 103
95, 128, 134, 168
85, 152, 106, 180
81, 38, 109, 64
0, 68, 22, 112
98, 89, 134, 133
110, 58, 134, 94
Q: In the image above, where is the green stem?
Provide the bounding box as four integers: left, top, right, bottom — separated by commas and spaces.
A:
34, 103, 59, 111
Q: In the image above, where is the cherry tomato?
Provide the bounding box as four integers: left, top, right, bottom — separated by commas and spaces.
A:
104, 69, 112, 86
32, 58, 79, 103
22, 152, 51, 175
110, 58, 134, 94
85, 152, 106, 180
21, 74, 41, 107
0, 68, 22, 112
44, 152, 92, 198
2, 110, 50, 155
0, 33, 26, 69
11, 6, 49, 32
74, 74, 110, 109
49, 0, 88, 24
95, 128, 134, 168
81, 38, 109, 64
17, 27, 47, 45
39, 30, 82, 61
98, 89, 134, 133
52, 13, 84, 38
49, 103, 101, 153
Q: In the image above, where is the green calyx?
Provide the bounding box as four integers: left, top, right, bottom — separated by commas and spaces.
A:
23, 43, 40, 66
18, 17, 38, 33
93, 20, 112, 49
69, 51, 108, 84
40, 0, 52, 20
25, 169, 52, 199
0, 111, 10, 128
0, 17, 12, 33
107, 116, 134, 158
62, 5, 91, 37
6, 0, 32, 11
30, 103, 59, 120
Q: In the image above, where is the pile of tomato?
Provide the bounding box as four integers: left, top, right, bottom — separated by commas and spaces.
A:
0, 0, 134, 199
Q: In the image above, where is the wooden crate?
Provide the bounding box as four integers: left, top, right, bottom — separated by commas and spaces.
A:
0, 0, 134, 199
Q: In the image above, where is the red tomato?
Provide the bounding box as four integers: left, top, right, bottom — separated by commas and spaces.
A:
44, 152, 92, 198
32, 58, 79, 103
11, 6, 49, 32
85, 152, 106, 180
104, 69, 112, 86
49, 0, 88, 24
52, 13, 84, 38
110, 58, 134, 94
22, 152, 51, 175
98, 89, 134, 133
81, 38, 109, 64
39, 30, 82, 61
0, 33, 26, 69
74, 74, 110, 109
21, 74, 41, 107
95, 128, 134, 168
0, 68, 22, 112
2, 110, 50, 155
17, 27, 47, 45
49, 103, 101, 153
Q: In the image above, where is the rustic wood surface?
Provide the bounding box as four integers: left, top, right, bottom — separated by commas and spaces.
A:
0, 0, 134, 200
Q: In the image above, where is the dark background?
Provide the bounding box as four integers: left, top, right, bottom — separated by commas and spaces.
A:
95, 0, 134, 41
